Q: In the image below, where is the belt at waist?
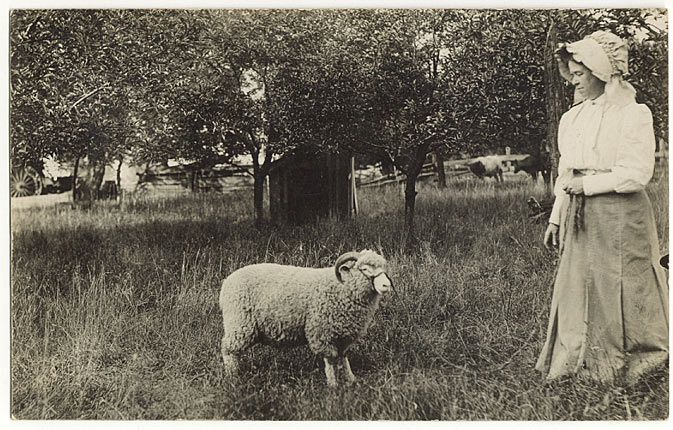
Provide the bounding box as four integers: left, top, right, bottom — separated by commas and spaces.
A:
572, 168, 611, 176
566, 169, 613, 235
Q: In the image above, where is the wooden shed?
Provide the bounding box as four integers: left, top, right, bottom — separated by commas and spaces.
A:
269, 151, 358, 224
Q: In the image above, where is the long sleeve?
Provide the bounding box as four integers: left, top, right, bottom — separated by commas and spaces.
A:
583, 104, 656, 196
549, 171, 571, 226
549, 115, 572, 226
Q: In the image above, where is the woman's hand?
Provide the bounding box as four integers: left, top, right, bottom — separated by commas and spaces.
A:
544, 223, 560, 250
563, 177, 584, 195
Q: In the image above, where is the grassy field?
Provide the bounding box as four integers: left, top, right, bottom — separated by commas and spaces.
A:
10, 173, 669, 420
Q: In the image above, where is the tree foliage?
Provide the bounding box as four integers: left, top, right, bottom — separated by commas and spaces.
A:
9, 9, 667, 232
10, 10, 133, 166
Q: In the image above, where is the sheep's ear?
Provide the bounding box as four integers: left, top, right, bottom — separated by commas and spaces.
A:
334, 252, 359, 283
337, 260, 356, 282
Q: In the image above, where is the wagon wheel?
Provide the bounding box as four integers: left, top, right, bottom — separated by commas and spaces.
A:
10, 167, 43, 197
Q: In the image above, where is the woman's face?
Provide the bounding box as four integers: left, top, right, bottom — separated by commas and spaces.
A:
568, 59, 605, 100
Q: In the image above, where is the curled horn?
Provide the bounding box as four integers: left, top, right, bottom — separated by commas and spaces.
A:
334, 251, 360, 282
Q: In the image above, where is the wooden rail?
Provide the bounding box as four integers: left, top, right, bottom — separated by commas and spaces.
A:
358, 162, 471, 188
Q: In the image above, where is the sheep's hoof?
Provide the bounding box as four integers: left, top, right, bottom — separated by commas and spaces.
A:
222, 354, 240, 376
324, 357, 339, 387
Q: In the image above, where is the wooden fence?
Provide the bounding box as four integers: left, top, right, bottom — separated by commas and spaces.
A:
357, 162, 471, 188
358, 151, 668, 189
135, 164, 253, 194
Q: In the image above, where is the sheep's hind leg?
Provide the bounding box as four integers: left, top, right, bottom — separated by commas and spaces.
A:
341, 356, 356, 384
323, 357, 339, 387
221, 337, 241, 376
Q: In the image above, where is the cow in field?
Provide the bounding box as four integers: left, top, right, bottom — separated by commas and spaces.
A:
513, 154, 550, 183
468, 156, 504, 182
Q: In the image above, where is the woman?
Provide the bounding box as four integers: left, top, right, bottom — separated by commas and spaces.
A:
536, 31, 668, 384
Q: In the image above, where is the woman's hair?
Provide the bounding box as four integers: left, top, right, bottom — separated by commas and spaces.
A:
557, 46, 575, 68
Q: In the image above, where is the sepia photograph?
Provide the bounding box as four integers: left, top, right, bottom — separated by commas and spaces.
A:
4, 1, 670, 424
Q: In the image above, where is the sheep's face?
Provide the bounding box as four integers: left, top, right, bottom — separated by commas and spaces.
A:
355, 250, 392, 294
335, 250, 392, 294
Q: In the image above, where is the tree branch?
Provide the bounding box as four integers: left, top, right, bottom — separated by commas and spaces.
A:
70, 84, 109, 110
23, 14, 41, 39
247, 130, 260, 151
352, 141, 407, 173
228, 161, 254, 177
386, 151, 407, 173
260, 147, 274, 174
248, 140, 260, 170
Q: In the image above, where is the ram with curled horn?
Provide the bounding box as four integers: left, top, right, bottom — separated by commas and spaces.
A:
219, 249, 393, 386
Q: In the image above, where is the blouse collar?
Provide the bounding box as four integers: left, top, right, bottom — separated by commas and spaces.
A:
585, 93, 606, 106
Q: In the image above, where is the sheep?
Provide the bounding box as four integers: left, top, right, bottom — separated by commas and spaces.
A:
468, 156, 504, 182
218, 249, 393, 386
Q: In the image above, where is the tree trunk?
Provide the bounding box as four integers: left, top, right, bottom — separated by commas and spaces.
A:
79, 155, 105, 202
91, 161, 105, 199
544, 19, 569, 193
251, 145, 273, 229
190, 170, 197, 192
433, 149, 446, 189
402, 142, 431, 252
72, 156, 80, 203
253, 174, 265, 228
116, 157, 123, 202
403, 173, 418, 251
116, 157, 123, 189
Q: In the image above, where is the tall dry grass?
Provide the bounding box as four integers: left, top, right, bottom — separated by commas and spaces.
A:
10, 173, 668, 420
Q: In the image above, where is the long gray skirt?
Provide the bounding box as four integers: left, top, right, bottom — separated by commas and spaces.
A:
536, 190, 669, 384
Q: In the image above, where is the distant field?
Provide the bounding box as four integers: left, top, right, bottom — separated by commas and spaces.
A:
10, 172, 668, 420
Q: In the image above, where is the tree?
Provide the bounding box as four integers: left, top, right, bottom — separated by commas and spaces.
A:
10, 9, 665, 235
544, 17, 570, 189
320, 10, 458, 250
10, 10, 148, 201
200, 10, 333, 226
430, 9, 667, 186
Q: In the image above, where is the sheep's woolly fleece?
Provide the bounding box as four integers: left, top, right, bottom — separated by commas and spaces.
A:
218, 249, 391, 385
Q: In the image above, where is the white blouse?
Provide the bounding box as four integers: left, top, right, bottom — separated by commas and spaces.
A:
549, 95, 656, 225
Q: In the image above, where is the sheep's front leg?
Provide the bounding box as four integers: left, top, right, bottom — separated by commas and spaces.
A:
220, 319, 256, 377
323, 357, 338, 387
342, 356, 356, 384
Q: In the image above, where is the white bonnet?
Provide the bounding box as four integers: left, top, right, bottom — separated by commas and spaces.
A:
557, 30, 636, 106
